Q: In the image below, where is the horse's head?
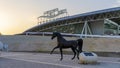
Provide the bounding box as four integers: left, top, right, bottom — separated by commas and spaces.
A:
51, 32, 60, 40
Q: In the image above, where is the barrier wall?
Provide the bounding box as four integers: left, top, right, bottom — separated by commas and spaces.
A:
0, 35, 120, 53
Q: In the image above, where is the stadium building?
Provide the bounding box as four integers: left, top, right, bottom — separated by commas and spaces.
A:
23, 7, 120, 36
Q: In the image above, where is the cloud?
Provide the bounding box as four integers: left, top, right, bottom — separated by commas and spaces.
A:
117, 0, 120, 3
113, 0, 120, 7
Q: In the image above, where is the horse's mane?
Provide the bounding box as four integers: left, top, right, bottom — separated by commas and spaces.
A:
53, 32, 66, 41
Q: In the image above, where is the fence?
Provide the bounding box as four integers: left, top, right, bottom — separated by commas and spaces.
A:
25, 32, 120, 38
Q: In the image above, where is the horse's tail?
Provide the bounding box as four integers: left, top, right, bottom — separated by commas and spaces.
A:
77, 39, 83, 53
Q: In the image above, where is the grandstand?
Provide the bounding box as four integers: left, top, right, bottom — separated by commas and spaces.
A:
23, 7, 120, 36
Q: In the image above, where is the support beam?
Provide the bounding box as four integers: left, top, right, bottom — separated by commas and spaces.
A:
105, 19, 118, 26
81, 21, 92, 37
105, 19, 120, 35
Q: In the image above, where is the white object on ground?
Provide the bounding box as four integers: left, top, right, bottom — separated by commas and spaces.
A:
79, 52, 98, 64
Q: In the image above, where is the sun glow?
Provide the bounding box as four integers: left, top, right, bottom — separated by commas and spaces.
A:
0, 12, 15, 35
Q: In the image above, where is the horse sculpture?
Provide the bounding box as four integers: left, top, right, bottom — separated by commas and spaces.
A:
50, 32, 83, 61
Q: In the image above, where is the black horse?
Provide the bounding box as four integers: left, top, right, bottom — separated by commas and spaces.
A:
50, 32, 83, 61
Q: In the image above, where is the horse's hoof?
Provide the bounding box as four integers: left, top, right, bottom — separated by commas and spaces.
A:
60, 58, 63, 61
71, 57, 75, 60
50, 52, 53, 54
77, 57, 79, 60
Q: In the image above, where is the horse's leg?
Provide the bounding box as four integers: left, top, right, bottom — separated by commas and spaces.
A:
59, 47, 63, 61
76, 45, 83, 60
75, 48, 79, 59
71, 47, 76, 60
50, 46, 59, 54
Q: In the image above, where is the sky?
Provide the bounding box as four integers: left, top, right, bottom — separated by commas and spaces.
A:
0, 0, 120, 35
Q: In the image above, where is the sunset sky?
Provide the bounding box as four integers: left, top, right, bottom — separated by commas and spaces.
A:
0, 0, 120, 35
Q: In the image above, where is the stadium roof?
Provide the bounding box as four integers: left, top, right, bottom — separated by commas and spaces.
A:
75, 7, 120, 17
57, 7, 120, 21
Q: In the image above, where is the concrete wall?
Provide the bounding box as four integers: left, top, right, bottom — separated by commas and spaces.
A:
89, 20, 104, 35
0, 35, 120, 53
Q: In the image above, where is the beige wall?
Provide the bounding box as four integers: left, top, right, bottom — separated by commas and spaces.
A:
0, 35, 120, 52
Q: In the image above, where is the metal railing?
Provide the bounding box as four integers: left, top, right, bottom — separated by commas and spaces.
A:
25, 32, 120, 38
